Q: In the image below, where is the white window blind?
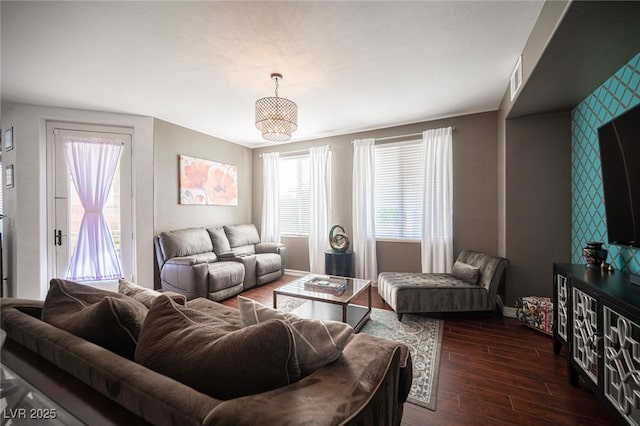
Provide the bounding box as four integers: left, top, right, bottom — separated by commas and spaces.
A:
279, 154, 310, 235
375, 140, 423, 240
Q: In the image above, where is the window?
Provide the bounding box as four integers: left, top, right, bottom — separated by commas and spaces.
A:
375, 140, 423, 240
279, 154, 310, 235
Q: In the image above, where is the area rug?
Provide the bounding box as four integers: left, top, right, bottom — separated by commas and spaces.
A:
277, 297, 444, 411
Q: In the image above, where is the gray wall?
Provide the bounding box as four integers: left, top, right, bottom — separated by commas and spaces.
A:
252, 111, 499, 273
496, 0, 572, 307
504, 111, 571, 305
498, 2, 569, 260
153, 119, 253, 233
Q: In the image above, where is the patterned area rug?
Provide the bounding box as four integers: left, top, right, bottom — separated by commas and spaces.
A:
277, 297, 444, 411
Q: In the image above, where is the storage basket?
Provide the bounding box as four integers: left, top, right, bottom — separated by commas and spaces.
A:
515, 296, 553, 335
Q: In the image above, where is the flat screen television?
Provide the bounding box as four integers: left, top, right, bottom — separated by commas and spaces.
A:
598, 103, 640, 248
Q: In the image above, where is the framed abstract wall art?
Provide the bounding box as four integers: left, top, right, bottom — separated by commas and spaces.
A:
179, 155, 238, 206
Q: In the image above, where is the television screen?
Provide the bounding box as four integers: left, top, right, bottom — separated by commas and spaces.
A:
598, 103, 640, 248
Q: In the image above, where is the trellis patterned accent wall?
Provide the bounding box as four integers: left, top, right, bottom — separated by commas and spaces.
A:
571, 53, 640, 274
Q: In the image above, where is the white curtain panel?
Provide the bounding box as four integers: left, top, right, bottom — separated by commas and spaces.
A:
308, 145, 332, 274
261, 152, 281, 243
421, 127, 453, 273
352, 138, 378, 281
64, 137, 123, 281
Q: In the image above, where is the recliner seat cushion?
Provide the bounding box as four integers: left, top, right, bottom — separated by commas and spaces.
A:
207, 262, 245, 293
135, 295, 301, 400
255, 253, 282, 276
158, 228, 214, 260
42, 279, 148, 359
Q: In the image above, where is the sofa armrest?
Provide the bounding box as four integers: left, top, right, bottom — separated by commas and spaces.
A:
204, 333, 410, 426
161, 261, 209, 300
217, 251, 237, 260
255, 244, 287, 275
1, 300, 221, 426
255, 242, 285, 254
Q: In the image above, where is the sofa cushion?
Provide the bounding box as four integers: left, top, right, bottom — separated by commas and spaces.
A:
456, 250, 508, 293
118, 279, 187, 308
186, 297, 242, 331
378, 272, 489, 312
207, 262, 245, 292
237, 296, 353, 377
451, 260, 481, 285
42, 279, 147, 359
135, 295, 300, 400
158, 228, 214, 260
255, 253, 282, 276
207, 226, 232, 255
224, 224, 260, 248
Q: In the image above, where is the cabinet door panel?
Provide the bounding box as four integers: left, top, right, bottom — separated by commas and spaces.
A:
557, 274, 569, 342
573, 287, 599, 385
604, 305, 640, 425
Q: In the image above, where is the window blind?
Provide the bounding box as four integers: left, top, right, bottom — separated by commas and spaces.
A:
375, 140, 423, 240
279, 154, 310, 235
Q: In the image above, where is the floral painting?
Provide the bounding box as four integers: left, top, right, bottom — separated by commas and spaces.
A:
179, 155, 238, 206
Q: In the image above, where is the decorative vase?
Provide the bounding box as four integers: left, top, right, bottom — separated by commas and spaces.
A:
582, 242, 608, 269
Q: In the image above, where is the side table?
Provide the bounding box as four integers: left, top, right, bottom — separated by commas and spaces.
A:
324, 250, 353, 277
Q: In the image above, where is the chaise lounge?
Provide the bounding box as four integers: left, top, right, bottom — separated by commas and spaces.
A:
378, 250, 509, 320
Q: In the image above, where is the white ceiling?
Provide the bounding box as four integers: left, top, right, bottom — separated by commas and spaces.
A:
1, 1, 544, 148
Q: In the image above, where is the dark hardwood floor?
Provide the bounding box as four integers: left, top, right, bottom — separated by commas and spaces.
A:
223, 275, 617, 425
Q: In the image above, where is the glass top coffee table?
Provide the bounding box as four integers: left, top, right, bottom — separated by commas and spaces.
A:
0, 363, 83, 425
273, 274, 372, 332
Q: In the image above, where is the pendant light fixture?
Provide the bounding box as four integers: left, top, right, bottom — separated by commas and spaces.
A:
255, 73, 298, 142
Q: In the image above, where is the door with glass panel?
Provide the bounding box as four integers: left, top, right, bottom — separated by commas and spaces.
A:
51, 127, 132, 286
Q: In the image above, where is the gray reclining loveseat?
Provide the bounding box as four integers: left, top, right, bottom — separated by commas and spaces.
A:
155, 224, 286, 301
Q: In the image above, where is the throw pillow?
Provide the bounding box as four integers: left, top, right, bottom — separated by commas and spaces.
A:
207, 226, 231, 255
237, 296, 353, 377
118, 279, 186, 308
42, 279, 148, 359
452, 260, 482, 285
135, 295, 300, 400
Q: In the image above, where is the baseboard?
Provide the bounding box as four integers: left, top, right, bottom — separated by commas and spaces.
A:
494, 295, 516, 318
502, 306, 518, 318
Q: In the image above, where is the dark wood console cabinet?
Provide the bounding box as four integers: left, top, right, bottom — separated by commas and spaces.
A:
553, 263, 640, 425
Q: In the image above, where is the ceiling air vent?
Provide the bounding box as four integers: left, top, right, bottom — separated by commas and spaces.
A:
510, 56, 523, 101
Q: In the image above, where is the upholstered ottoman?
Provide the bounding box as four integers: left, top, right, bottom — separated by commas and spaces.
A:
378, 250, 509, 320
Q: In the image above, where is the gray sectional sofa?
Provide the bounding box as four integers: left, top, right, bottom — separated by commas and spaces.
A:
154, 224, 286, 301
1, 280, 412, 425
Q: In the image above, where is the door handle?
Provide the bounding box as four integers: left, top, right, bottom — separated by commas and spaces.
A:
54, 229, 62, 246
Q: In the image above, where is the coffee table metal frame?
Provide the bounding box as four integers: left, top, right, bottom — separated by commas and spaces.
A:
273, 274, 372, 332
